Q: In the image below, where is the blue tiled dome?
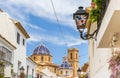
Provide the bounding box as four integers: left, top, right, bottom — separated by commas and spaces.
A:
60, 61, 72, 69
33, 44, 51, 55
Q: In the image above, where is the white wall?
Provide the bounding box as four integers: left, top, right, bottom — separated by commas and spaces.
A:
0, 36, 15, 77
4, 64, 11, 77
0, 11, 28, 76
97, 0, 120, 47
89, 39, 112, 78
88, 1, 120, 77
26, 58, 36, 78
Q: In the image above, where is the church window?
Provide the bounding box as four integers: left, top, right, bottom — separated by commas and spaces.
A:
34, 57, 36, 60
70, 53, 72, 59
41, 56, 44, 62
66, 71, 68, 74
76, 54, 77, 59
49, 57, 50, 61
54, 68, 56, 73
61, 71, 62, 74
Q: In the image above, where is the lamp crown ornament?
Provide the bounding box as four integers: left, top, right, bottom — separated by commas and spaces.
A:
79, 6, 83, 10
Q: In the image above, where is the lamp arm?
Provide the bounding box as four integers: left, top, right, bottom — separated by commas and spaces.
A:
79, 28, 98, 40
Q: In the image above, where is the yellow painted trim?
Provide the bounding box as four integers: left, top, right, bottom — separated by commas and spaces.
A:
38, 63, 59, 67
10, 19, 30, 39
15, 22, 30, 39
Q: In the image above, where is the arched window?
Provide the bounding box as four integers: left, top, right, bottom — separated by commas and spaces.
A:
70, 53, 72, 59
49, 57, 50, 61
66, 71, 68, 74
76, 53, 77, 59
41, 56, 44, 62
61, 71, 62, 74
54, 68, 56, 73
34, 57, 36, 60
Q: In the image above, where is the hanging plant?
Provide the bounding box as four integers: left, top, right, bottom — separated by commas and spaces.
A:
90, 0, 102, 23
108, 51, 120, 78
0, 61, 4, 78
11, 65, 13, 75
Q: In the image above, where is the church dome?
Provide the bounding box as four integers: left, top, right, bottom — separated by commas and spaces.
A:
33, 44, 51, 55
60, 61, 72, 69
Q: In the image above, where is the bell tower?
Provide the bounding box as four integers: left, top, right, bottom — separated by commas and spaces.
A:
68, 48, 79, 77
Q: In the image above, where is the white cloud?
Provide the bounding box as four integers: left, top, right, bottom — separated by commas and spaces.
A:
0, 0, 90, 46
0, 0, 91, 28
28, 24, 45, 31
28, 32, 87, 47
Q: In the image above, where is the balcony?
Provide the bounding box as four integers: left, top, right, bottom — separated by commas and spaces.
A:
0, 46, 12, 64
96, 0, 120, 48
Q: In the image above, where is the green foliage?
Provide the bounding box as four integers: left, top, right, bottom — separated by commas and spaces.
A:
0, 74, 4, 78
0, 61, 4, 78
11, 64, 13, 74
90, 0, 102, 22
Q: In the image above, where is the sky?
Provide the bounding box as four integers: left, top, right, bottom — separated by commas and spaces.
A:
0, 0, 91, 67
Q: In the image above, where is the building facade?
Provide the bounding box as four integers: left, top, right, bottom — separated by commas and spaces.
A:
68, 48, 79, 77
0, 10, 30, 78
30, 44, 59, 78
26, 57, 37, 78
30, 44, 80, 78
58, 56, 73, 78
88, 0, 120, 78
0, 34, 16, 78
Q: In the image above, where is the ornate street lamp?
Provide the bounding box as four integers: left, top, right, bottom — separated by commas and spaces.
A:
20, 66, 24, 74
73, 6, 98, 40
77, 68, 81, 78
19, 66, 25, 78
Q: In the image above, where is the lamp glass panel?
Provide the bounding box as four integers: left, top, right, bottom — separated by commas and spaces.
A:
75, 15, 87, 29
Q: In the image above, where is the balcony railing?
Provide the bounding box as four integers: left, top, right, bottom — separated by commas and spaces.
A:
0, 46, 12, 64
97, 0, 110, 34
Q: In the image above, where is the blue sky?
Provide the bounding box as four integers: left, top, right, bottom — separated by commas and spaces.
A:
0, 0, 91, 66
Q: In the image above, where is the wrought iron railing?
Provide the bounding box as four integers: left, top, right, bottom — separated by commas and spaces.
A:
0, 46, 12, 64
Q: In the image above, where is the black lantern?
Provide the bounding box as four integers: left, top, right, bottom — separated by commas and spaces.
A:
19, 66, 25, 78
77, 68, 81, 78
73, 6, 97, 40
77, 68, 81, 75
20, 66, 24, 74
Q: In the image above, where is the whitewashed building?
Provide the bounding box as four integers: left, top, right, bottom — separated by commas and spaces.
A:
0, 9, 30, 78
26, 57, 37, 78
88, 0, 120, 78
0, 34, 16, 78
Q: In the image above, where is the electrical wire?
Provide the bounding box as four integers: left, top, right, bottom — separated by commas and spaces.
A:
50, 0, 68, 55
